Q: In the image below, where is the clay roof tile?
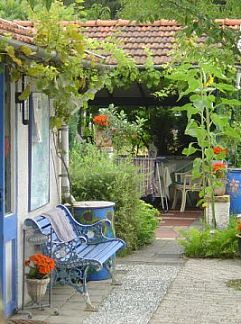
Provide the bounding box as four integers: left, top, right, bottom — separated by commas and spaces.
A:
1, 19, 241, 66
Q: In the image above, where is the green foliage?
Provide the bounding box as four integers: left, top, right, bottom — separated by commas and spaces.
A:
178, 218, 238, 258
0, 0, 28, 20
163, 41, 240, 227
1, 1, 166, 128
24, 0, 54, 11
222, 93, 241, 167
69, 143, 158, 254
84, 0, 120, 19
118, 0, 241, 22
135, 200, 159, 246
0, 1, 142, 127
85, 3, 111, 19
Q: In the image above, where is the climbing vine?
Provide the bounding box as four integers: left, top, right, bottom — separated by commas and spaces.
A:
0, 1, 165, 129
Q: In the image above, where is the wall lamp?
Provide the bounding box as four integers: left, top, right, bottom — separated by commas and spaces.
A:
15, 75, 29, 125
15, 92, 29, 125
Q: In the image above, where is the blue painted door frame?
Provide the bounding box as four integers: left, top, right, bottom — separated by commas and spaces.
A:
0, 67, 17, 317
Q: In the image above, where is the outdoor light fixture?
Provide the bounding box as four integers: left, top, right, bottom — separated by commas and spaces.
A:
15, 76, 29, 125
15, 92, 29, 125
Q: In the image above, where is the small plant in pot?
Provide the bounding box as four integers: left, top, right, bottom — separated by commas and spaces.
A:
212, 160, 227, 196
25, 253, 55, 304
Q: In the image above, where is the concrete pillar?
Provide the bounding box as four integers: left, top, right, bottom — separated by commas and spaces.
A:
205, 195, 230, 228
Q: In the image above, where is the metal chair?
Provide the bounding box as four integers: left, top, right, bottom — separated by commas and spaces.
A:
171, 171, 202, 212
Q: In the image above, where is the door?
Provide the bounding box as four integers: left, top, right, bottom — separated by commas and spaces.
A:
0, 67, 17, 316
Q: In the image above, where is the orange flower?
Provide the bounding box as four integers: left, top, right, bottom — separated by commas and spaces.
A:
93, 115, 108, 127
25, 253, 55, 279
237, 223, 241, 233
212, 161, 227, 179
212, 161, 226, 172
212, 146, 227, 156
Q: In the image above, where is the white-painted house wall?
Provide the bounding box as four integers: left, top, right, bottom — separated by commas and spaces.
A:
15, 80, 61, 307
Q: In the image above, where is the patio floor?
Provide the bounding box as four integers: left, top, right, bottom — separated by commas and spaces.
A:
156, 208, 203, 240
9, 208, 206, 324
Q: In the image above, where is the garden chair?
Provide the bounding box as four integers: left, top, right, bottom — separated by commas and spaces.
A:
171, 171, 202, 212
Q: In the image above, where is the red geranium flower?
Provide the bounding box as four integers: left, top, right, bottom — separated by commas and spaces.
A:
237, 222, 241, 233
25, 253, 55, 279
212, 161, 227, 178
212, 146, 227, 156
93, 115, 108, 127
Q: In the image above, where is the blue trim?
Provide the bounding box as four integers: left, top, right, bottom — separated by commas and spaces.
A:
28, 94, 33, 212
0, 68, 5, 304
0, 67, 17, 317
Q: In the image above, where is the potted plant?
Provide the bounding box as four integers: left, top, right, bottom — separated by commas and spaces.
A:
212, 160, 227, 196
92, 114, 112, 149
24, 253, 55, 304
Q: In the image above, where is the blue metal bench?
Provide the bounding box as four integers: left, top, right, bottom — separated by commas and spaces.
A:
24, 204, 126, 311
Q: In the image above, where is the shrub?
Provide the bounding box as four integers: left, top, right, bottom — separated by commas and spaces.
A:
70, 143, 158, 254
178, 218, 238, 258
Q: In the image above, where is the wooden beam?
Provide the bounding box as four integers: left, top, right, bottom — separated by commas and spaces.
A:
89, 96, 183, 107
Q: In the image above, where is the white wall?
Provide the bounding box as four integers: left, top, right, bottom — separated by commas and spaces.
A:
15, 80, 61, 307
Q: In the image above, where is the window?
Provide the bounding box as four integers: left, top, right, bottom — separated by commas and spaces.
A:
29, 93, 50, 210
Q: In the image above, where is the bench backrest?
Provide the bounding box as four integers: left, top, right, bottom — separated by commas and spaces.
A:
24, 205, 85, 261
25, 205, 78, 241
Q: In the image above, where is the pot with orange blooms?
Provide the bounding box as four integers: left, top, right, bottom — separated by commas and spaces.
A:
24, 253, 55, 304
92, 114, 112, 149
212, 160, 227, 196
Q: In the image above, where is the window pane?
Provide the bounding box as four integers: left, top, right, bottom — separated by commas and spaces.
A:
30, 93, 50, 210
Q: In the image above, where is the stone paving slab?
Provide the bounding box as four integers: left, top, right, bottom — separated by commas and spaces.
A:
149, 258, 241, 324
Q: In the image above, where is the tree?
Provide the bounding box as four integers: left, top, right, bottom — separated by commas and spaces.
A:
25, 0, 53, 10
118, 0, 241, 21
84, 0, 120, 19
0, 0, 28, 20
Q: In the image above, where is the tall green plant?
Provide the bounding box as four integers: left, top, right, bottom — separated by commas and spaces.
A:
164, 60, 240, 227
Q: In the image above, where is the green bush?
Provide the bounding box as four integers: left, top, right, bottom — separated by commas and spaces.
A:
70, 143, 158, 254
178, 218, 238, 258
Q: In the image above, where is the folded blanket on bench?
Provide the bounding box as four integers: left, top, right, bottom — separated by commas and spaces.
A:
42, 207, 76, 242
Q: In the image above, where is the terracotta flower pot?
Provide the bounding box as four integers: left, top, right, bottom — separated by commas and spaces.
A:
214, 179, 226, 196
26, 277, 50, 304
95, 128, 112, 148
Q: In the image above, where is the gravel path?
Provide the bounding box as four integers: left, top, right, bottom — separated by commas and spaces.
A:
83, 264, 181, 324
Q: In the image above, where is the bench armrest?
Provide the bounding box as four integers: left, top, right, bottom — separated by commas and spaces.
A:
73, 219, 112, 244
56, 205, 112, 244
